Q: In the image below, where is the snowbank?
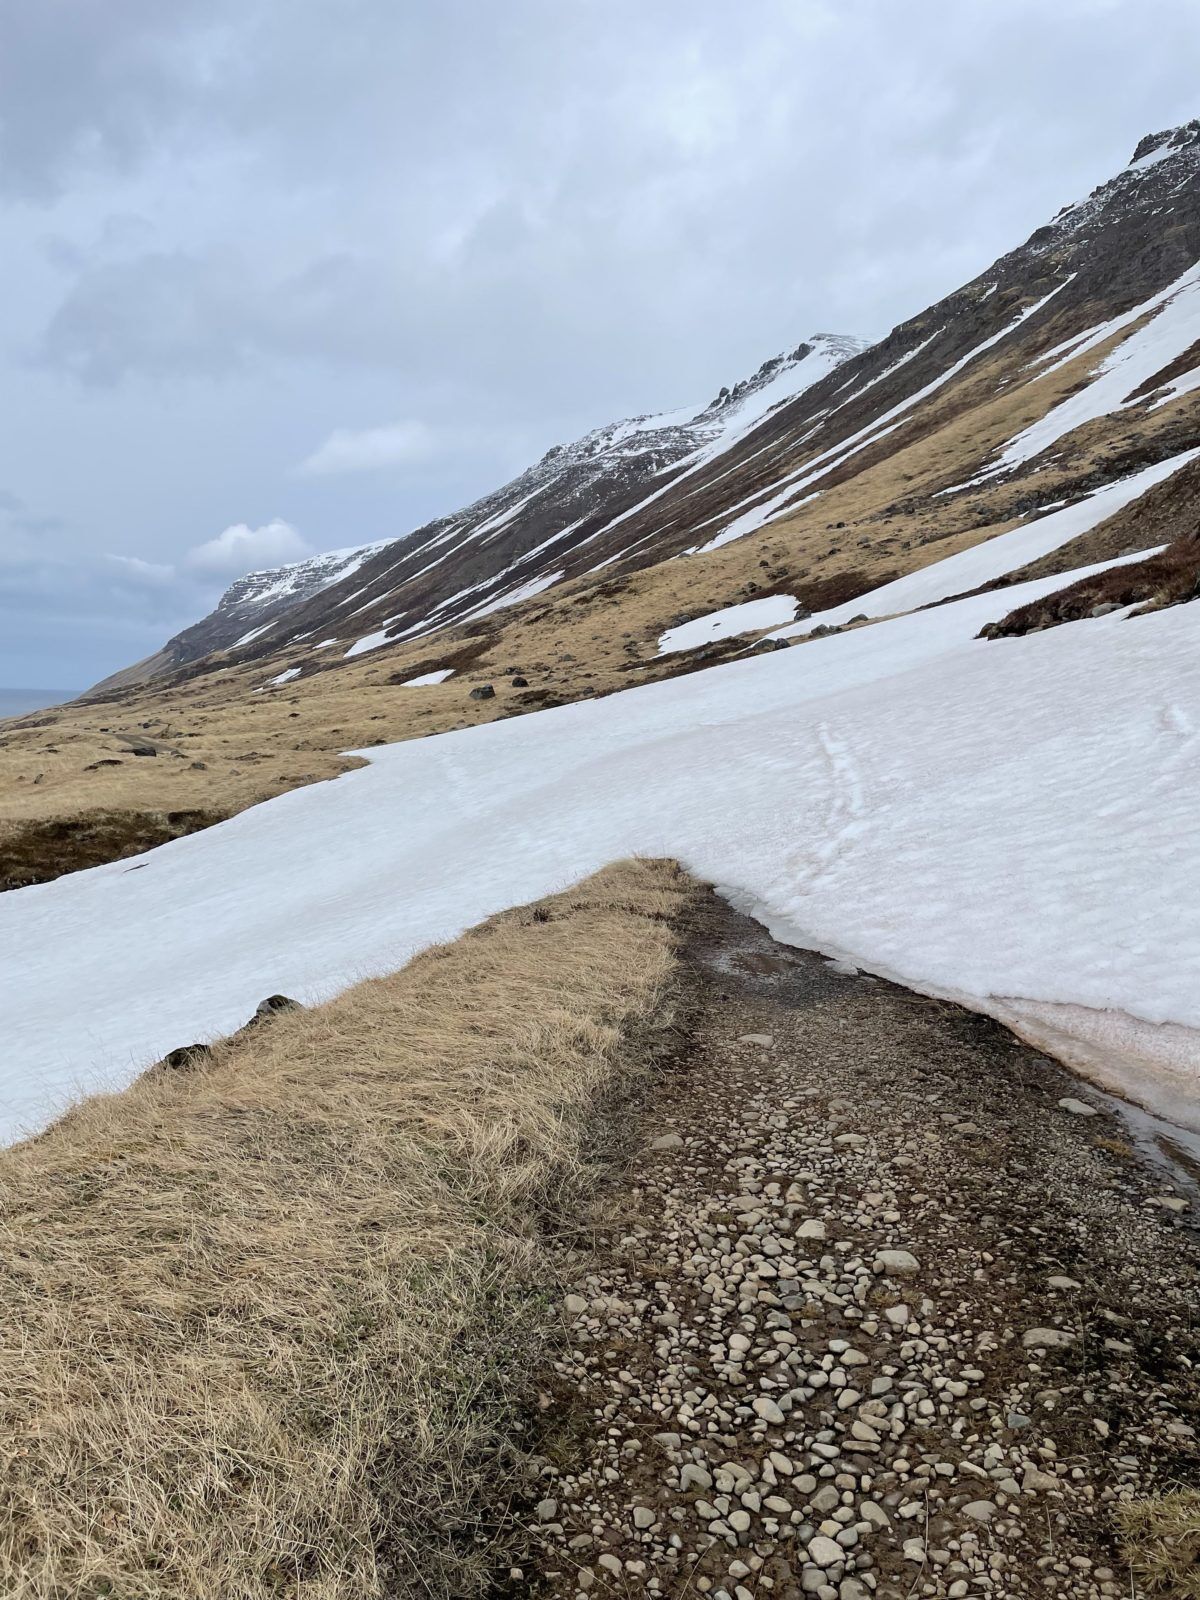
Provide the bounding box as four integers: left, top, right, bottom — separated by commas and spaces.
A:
658, 595, 798, 654
402, 669, 455, 686
3, 557, 1200, 1144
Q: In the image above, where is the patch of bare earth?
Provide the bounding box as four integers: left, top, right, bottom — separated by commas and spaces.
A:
981, 529, 1199, 640
0, 807, 226, 891
516, 892, 1200, 1600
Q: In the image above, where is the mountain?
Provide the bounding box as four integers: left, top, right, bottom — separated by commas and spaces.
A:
95, 122, 1200, 702
92, 334, 868, 690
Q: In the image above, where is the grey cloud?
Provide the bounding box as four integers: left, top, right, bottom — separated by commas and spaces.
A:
184, 519, 310, 576
2, 0, 1199, 686
106, 554, 177, 586
11, 513, 65, 536
29, 1, 1200, 412
0, 1, 240, 199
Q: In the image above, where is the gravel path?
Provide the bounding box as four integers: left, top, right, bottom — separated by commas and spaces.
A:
515, 892, 1200, 1600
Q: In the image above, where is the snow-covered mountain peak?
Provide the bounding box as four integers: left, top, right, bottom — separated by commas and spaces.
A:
190, 540, 395, 658
1130, 120, 1200, 170
695, 333, 871, 434
139, 330, 867, 675
1040, 119, 1200, 247
538, 331, 869, 467
221, 540, 392, 612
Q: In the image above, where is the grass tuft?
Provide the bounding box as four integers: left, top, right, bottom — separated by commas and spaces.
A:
980, 530, 1200, 640
1117, 1491, 1200, 1597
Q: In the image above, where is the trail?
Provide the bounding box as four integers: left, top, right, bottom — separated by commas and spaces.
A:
519, 893, 1200, 1600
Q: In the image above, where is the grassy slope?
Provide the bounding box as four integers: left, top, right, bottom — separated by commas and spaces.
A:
0, 858, 701, 1600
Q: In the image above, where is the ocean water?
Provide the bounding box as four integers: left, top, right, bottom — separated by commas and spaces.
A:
0, 688, 77, 719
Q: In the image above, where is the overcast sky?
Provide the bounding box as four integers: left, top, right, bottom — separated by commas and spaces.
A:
2, 0, 1198, 688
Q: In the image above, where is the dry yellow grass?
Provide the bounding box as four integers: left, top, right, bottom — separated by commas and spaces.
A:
0, 857, 701, 1599
1118, 1491, 1200, 1596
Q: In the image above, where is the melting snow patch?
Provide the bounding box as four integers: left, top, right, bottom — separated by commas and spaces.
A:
267, 668, 301, 686
232, 623, 271, 648
402, 669, 455, 686
690, 282, 1074, 556
5, 548, 1200, 1144
987, 261, 1200, 472
658, 595, 800, 654
344, 629, 392, 658
452, 570, 563, 626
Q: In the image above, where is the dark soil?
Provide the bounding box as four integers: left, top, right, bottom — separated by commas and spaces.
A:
0, 808, 226, 892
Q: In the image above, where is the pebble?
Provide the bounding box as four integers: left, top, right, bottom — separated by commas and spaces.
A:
1058, 1097, 1098, 1117
519, 924, 1200, 1599
873, 1249, 920, 1276
1022, 1327, 1076, 1349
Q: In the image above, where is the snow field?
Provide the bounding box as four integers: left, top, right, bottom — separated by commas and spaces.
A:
3, 545, 1199, 1143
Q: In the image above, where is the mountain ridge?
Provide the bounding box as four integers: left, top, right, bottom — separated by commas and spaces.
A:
90, 333, 870, 692
92, 121, 1200, 699
6, 118, 1194, 887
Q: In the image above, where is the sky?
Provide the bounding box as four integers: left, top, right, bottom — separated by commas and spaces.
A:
1, 1, 1198, 689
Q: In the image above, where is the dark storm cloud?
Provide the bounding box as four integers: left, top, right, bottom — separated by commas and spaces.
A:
1, 0, 1198, 684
